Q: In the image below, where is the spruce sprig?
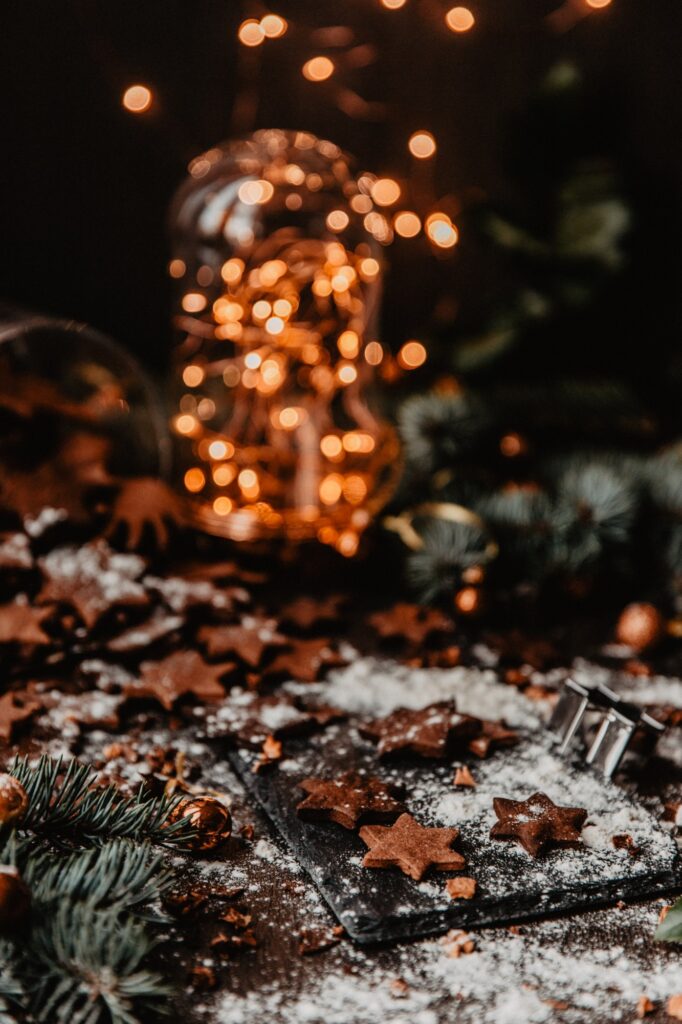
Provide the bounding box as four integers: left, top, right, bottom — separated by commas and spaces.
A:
0, 758, 200, 1022
7, 755, 196, 848
1, 837, 177, 1024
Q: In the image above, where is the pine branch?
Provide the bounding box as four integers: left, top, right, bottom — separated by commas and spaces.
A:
0, 943, 22, 1024
7, 756, 196, 848
0, 837, 176, 1024
0, 834, 173, 917
26, 900, 169, 1024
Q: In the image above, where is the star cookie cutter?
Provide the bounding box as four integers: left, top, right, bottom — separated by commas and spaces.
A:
549, 677, 665, 779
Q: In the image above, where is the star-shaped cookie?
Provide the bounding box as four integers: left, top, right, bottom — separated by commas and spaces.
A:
490, 792, 587, 858
0, 600, 54, 645
360, 702, 481, 759
0, 691, 41, 742
359, 812, 465, 881
368, 603, 453, 645
297, 772, 405, 829
468, 718, 518, 758
279, 595, 346, 632
37, 541, 149, 630
198, 615, 288, 668
125, 650, 233, 710
264, 638, 346, 683
205, 690, 344, 749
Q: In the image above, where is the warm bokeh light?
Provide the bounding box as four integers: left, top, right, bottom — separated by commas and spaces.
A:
338, 330, 360, 358
175, 414, 198, 436
213, 463, 237, 486
265, 315, 285, 335
371, 178, 401, 206
585, 0, 612, 7
360, 257, 380, 279
337, 362, 358, 385
168, 258, 186, 279
344, 475, 367, 504
320, 474, 343, 505
238, 469, 259, 492
445, 6, 475, 32
260, 13, 288, 37
381, 0, 407, 7
326, 209, 350, 232
208, 440, 231, 459
426, 213, 459, 248
238, 19, 265, 46
321, 435, 344, 459
213, 496, 233, 515
408, 131, 437, 159
238, 179, 275, 205
336, 530, 359, 557
394, 211, 421, 238
398, 340, 427, 369
182, 365, 205, 387
302, 57, 335, 82
221, 259, 244, 285
365, 341, 384, 365
122, 84, 153, 113
278, 406, 302, 429
181, 292, 207, 313
252, 300, 272, 320
184, 468, 206, 493
244, 351, 262, 370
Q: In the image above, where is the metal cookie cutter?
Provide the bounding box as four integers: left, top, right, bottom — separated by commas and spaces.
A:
550, 677, 665, 779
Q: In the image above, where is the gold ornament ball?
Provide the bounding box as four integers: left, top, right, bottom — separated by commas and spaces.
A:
172, 796, 232, 851
0, 774, 29, 827
616, 602, 664, 651
0, 867, 31, 931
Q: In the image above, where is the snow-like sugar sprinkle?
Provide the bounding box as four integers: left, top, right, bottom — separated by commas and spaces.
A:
295, 656, 544, 730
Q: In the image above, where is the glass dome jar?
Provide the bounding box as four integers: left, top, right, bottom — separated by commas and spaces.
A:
168, 129, 400, 555
0, 304, 168, 481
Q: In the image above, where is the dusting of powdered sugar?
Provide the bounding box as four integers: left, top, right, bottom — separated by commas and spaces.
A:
205, 899, 682, 1024
291, 656, 544, 730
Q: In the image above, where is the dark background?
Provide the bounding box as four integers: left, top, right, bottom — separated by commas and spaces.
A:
1, 0, 681, 381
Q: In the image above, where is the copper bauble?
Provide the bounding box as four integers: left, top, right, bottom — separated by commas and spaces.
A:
0, 867, 31, 931
616, 602, 664, 651
0, 774, 29, 827
172, 796, 232, 852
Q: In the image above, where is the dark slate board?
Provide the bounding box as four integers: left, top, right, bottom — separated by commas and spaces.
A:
226, 718, 680, 945
211, 659, 681, 946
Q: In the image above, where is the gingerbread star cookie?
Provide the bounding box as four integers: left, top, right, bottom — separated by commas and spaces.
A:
468, 718, 518, 758
297, 772, 405, 830
359, 812, 465, 881
490, 792, 587, 858
369, 603, 453, 645
125, 650, 233, 710
360, 702, 481, 759
0, 692, 41, 742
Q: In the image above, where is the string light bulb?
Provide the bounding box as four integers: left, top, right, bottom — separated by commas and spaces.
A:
426, 213, 459, 249
122, 84, 153, 113
371, 178, 401, 206
394, 211, 421, 238
238, 19, 265, 46
408, 131, 437, 159
445, 6, 475, 32
398, 340, 427, 369
260, 14, 288, 37
302, 57, 335, 82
